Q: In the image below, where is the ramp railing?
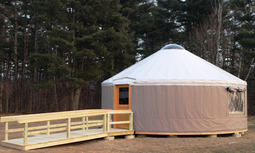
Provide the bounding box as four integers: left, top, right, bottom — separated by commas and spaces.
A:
0, 109, 133, 150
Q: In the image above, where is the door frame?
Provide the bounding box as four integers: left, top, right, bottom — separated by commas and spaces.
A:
113, 85, 131, 128
114, 85, 132, 110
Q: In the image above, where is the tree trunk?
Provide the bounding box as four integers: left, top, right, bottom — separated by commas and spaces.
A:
5, 63, 10, 113
5, 87, 9, 114
22, 28, 28, 85
0, 62, 2, 114
245, 58, 254, 81
70, 88, 74, 110
237, 56, 242, 78
33, 22, 38, 81
14, 0, 19, 113
111, 58, 114, 70
28, 85, 33, 113
0, 83, 3, 114
72, 87, 81, 110
53, 84, 59, 111
215, 0, 223, 66
21, 25, 28, 113
29, 22, 39, 113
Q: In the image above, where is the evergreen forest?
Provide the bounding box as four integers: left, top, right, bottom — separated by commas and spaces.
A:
0, 0, 254, 115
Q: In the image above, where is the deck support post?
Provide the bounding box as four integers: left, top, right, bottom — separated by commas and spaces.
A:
104, 136, 114, 141
47, 121, 50, 135
24, 123, 28, 145
67, 118, 71, 138
129, 112, 133, 130
85, 117, 88, 130
208, 134, 217, 138
107, 113, 110, 132
233, 133, 242, 138
125, 135, 135, 139
5, 122, 8, 141
82, 117, 85, 131
103, 114, 107, 133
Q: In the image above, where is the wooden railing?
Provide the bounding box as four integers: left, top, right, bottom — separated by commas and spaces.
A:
0, 109, 133, 146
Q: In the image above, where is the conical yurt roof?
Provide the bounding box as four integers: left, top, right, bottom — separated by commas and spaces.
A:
102, 44, 246, 86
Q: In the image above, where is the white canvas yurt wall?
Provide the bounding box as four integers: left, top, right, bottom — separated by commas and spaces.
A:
101, 44, 247, 134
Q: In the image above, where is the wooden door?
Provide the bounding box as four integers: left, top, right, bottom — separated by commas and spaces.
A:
114, 85, 131, 128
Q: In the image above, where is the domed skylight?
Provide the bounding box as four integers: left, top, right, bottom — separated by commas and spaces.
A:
161, 44, 185, 50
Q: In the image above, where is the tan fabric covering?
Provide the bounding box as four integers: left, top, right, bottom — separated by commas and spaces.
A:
101, 86, 114, 109
131, 85, 247, 133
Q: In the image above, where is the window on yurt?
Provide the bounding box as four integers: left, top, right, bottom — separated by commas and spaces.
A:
119, 87, 129, 105
228, 88, 245, 113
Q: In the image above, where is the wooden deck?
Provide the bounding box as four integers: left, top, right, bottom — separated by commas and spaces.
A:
0, 109, 134, 151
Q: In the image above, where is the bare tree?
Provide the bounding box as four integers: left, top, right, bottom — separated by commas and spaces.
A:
191, 0, 228, 67
0, 83, 3, 114
14, 0, 19, 113
215, 0, 223, 66
192, 10, 218, 64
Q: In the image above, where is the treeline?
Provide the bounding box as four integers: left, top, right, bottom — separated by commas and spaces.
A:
0, 0, 254, 115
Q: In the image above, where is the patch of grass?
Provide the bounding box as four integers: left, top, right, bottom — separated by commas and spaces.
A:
248, 125, 255, 130
248, 116, 255, 132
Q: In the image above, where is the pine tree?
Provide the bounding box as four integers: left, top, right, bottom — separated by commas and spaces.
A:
230, 0, 255, 115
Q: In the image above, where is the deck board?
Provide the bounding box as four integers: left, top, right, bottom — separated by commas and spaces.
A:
1, 128, 133, 150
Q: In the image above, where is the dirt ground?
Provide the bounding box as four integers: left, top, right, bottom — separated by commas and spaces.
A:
0, 116, 254, 153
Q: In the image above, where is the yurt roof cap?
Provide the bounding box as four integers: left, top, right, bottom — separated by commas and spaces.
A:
102, 44, 246, 86
161, 44, 185, 50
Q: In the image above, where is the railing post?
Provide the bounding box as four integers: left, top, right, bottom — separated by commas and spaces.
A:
67, 118, 71, 138
107, 113, 110, 132
86, 117, 88, 130
82, 117, 85, 131
129, 112, 133, 130
5, 122, 8, 141
103, 114, 107, 133
24, 123, 28, 145
47, 121, 50, 135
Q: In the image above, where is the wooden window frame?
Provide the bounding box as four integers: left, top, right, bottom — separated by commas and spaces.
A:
114, 85, 132, 110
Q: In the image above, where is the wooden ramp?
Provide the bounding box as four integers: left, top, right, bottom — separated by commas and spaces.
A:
0, 109, 134, 151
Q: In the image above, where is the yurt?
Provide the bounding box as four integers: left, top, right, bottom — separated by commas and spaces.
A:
101, 44, 247, 135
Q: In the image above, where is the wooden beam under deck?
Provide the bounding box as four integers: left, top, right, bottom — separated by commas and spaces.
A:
135, 129, 248, 136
